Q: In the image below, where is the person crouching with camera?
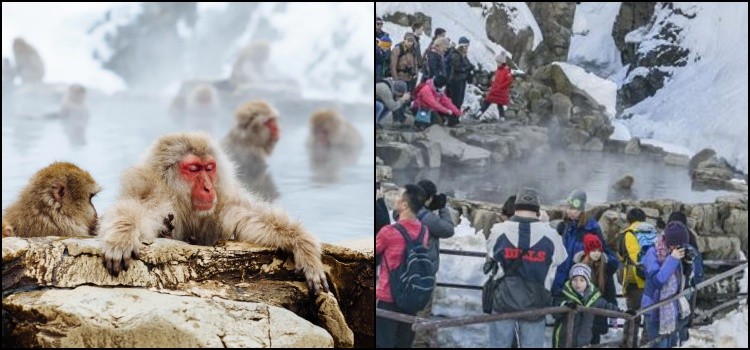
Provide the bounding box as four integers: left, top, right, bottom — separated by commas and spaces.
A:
640, 221, 703, 348
393, 179, 456, 347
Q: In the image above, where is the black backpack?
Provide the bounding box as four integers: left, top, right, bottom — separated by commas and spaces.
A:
387, 223, 435, 314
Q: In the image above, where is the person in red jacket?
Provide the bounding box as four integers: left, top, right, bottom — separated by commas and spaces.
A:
376, 184, 430, 348
475, 52, 513, 121
411, 74, 462, 129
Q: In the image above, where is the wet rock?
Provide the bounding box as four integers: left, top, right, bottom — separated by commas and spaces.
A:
663, 153, 690, 167
3, 286, 333, 348
549, 93, 572, 121
689, 148, 717, 175
691, 156, 747, 192
582, 137, 604, 152
376, 141, 425, 169
424, 125, 490, 167
415, 140, 442, 168
624, 137, 641, 155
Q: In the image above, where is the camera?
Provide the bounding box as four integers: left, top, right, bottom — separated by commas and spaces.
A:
428, 193, 447, 211
681, 244, 697, 263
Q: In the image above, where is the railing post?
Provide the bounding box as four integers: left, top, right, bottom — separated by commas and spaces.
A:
429, 327, 438, 348
626, 313, 638, 348
564, 308, 575, 348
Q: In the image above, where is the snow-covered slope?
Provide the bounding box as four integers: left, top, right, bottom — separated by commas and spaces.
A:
567, 2, 623, 78
376, 2, 542, 70
622, 3, 748, 172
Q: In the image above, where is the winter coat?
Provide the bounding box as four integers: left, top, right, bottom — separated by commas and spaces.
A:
552, 281, 620, 348
486, 216, 568, 292
412, 79, 461, 116
375, 218, 429, 303
640, 243, 704, 319
619, 221, 650, 292
413, 36, 423, 70
390, 42, 419, 83
423, 49, 445, 80
448, 49, 474, 83
485, 64, 513, 105
552, 217, 620, 296
416, 207, 455, 273
573, 251, 617, 335
375, 79, 406, 117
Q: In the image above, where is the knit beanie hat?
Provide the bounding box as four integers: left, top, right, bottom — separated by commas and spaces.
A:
433, 75, 448, 89
567, 189, 587, 211
664, 221, 689, 247
569, 263, 592, 284
404, 32, 416, 42
392, 80, 407, 94
434, 27, 446, 37
583, 233, 603, 256
514, 187, 540, 214
458, 36, 470, 45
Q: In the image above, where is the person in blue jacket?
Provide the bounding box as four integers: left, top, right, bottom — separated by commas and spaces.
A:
641, 221, 703, 348
552, 189, 620, 297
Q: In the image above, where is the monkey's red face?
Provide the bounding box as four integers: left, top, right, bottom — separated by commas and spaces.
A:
264, 118, 280, 142
179, 154, 217, 211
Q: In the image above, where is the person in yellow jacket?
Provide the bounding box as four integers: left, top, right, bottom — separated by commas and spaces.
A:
617, 208, 657, 345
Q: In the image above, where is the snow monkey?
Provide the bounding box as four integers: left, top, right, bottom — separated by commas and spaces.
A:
12, 38, 45, 84
2, 162, 101, 237
306, 109, 363, 182
185, 83, 220, 114
98, 132, 330, 293
221, 100, 281, 200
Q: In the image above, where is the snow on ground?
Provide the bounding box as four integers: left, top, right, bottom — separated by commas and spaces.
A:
553, 61, 617, 117
2, 3, 129, 94
622, 3, 748, 173
377, 2, 541, 70
567, 2, 624, 78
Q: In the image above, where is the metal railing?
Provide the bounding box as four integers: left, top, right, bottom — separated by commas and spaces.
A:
377, 247, 748, 348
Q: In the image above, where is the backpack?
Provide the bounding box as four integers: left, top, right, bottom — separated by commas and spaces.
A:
386, 222, 435, 314
617, 222, 658, 279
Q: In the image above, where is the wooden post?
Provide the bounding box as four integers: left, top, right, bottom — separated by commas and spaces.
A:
428, 327, 438, 348
564, 308, 575, 348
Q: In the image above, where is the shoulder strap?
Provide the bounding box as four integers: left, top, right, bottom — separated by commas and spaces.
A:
392, 223, 413, 244
417, 209, 429, 221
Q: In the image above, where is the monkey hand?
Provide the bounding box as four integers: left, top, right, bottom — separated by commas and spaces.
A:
158, 213, 175, 238
292, 242, 330, 295
101, 231, 142, 277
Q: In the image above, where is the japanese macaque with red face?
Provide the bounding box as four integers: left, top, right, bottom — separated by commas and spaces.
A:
306, 109, 363, 183
98, 132, 329, 293
221, 100, 281, 200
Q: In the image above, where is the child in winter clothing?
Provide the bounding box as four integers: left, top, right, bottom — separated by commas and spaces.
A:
475, 52, 512, 121
573, 233, 618, 344
552, 263, 621, 348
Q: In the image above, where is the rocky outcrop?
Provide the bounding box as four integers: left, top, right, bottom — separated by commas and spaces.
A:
425, 126, 491, 167
376, 141, 426, 169
526, 2, 576, 71
382, 11, 433, 35
451, 124, 549, 163
612, 2, 657, 69
530, 64, 613, 150
4, 286, 334, 348
485, 3, 536, 70
615, 3, 694, 113
2, 238, 374, 348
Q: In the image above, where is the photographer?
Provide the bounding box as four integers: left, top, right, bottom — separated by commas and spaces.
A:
393, 179, 455, 348
640, 221, 702, 348
375, 78, 410, 127
390, 32, 420, 92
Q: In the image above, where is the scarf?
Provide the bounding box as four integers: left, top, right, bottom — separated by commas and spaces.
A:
656, 235, 682, 335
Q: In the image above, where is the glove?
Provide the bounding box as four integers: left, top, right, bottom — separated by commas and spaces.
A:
563, 301, 577, 310
483, 259, 498, 275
